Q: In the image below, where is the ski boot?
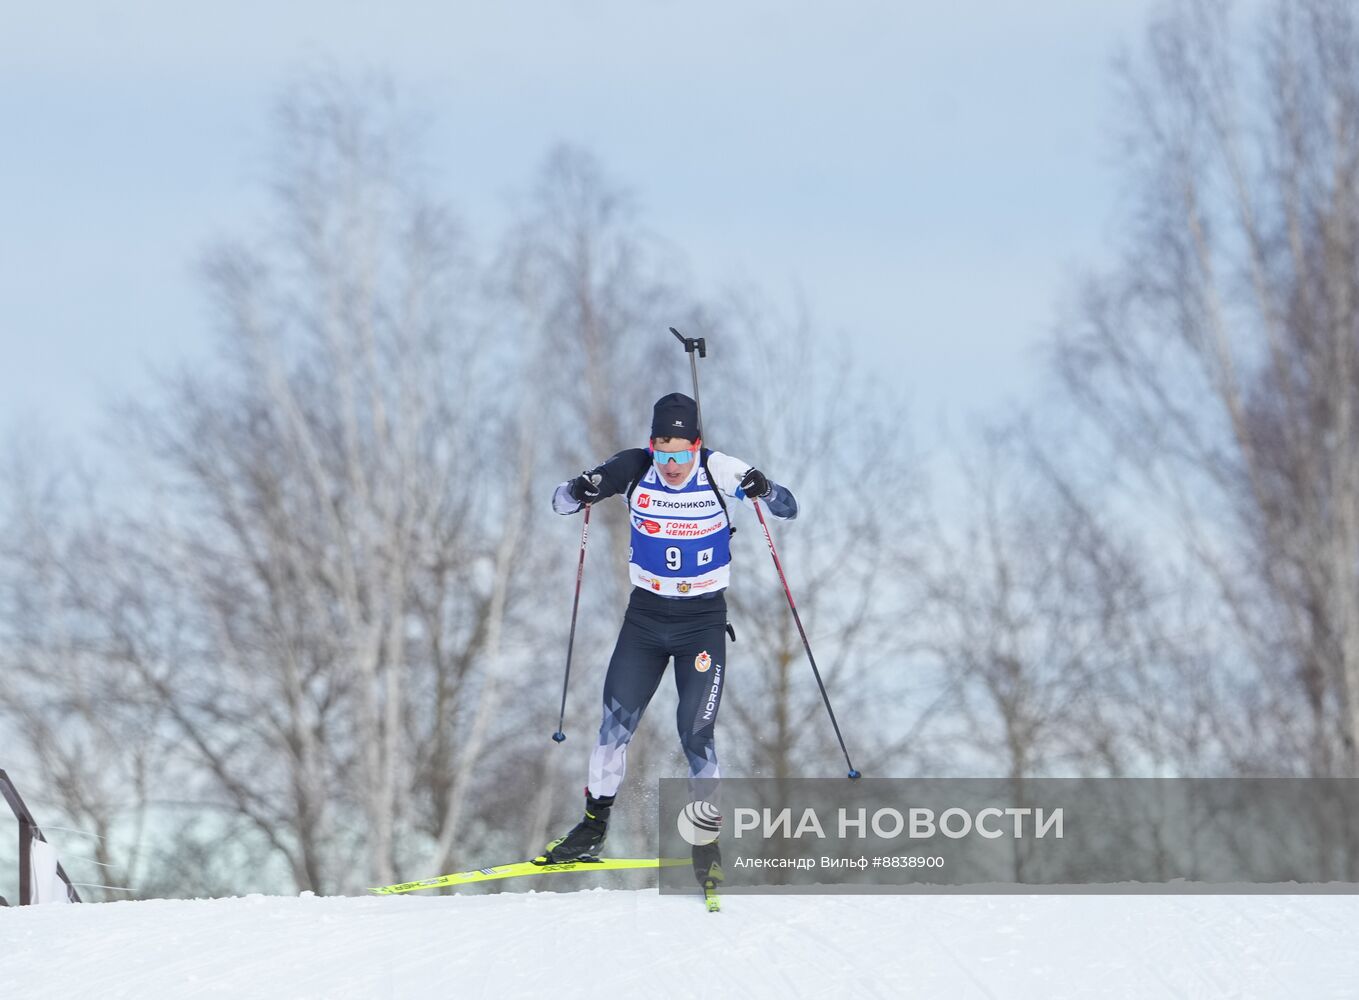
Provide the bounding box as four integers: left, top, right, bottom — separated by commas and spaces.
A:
694, 840, 723, 912
539, 791, 615, 863
693, 840, 723, 886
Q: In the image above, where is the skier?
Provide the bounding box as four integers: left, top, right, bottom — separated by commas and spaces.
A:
541, 392, 798, 890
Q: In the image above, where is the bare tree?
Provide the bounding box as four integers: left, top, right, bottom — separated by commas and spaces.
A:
496, 144, 707, 590
917, 423, 1211, 783
1054, 0, 1359, 775
696, 298, 938, 783
0, 441, 167, 900
99, 76, 543, 892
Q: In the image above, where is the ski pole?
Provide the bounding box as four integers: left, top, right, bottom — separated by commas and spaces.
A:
552, 503, 591, 742
670, 327, 706, 432
669, 326, 860, 779
752, 500, 861, 780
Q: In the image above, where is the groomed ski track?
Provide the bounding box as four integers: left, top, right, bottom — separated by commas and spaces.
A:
4, 888, 1358, 998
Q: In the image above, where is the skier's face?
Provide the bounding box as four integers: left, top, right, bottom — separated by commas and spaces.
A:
652, 436, 697, 487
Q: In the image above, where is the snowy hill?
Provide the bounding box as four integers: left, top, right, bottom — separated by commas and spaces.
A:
4, 888, 1359, 999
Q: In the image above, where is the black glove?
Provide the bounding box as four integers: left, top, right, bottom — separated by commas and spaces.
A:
568, 472, 603, 504
739, 468, 771, 499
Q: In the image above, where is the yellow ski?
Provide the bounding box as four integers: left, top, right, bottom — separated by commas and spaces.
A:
368, 857, 688, 895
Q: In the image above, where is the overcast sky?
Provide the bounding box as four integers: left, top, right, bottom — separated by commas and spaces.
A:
1, 1, 1162, 445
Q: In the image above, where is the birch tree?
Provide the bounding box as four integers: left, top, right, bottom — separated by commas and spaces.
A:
1056, 0, 1359, 775
110, 77, 541, 892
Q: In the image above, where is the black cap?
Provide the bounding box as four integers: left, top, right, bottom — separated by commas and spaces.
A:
651, 392, 700, 441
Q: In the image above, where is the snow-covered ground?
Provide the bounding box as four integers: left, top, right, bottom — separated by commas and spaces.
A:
3, 888, 1358, 999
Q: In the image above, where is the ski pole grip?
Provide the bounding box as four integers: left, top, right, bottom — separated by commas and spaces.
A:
669, 327, 707, 358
